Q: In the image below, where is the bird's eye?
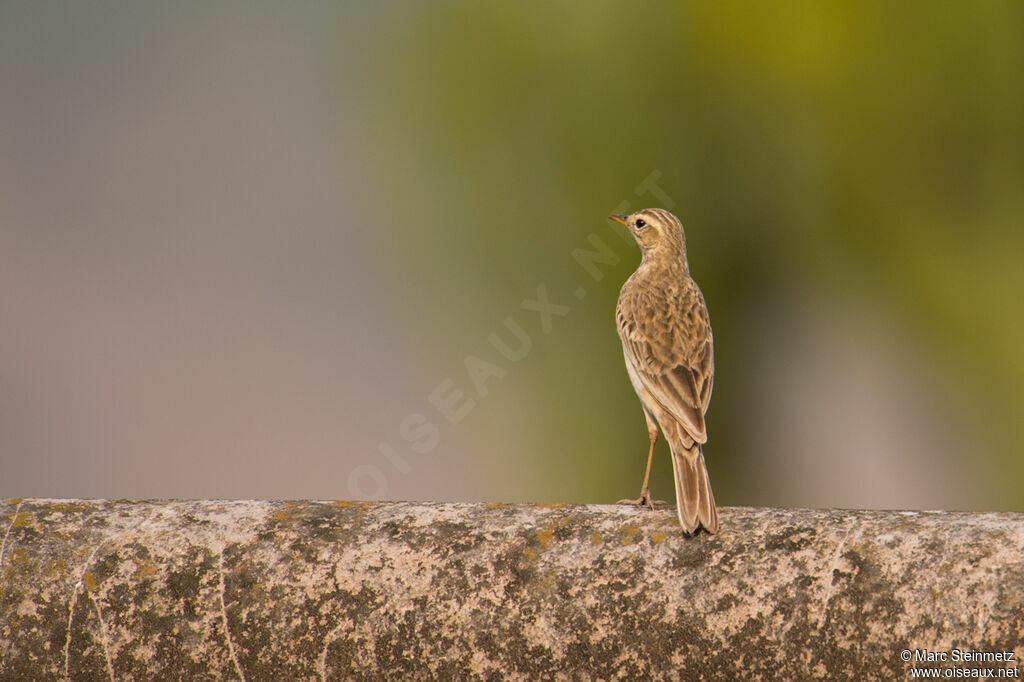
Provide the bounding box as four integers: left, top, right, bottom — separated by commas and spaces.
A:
635, 219, 646, 228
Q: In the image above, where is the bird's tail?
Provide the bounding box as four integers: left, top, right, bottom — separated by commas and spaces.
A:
669, 441, 718, 534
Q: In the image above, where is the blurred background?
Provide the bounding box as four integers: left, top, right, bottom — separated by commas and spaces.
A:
2, 2, 1021, 511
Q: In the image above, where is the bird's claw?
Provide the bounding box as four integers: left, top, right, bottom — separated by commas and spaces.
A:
616, 490, 666, 509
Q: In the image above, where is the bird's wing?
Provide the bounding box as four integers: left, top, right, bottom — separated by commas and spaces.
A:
618, 286, 713, 443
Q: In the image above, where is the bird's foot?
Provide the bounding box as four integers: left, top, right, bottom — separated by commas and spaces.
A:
616, 487, 665, 509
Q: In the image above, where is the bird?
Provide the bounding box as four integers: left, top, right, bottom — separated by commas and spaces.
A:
610, 208, 718, 534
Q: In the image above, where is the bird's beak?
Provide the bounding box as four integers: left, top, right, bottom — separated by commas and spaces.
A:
608, 214, 629, 226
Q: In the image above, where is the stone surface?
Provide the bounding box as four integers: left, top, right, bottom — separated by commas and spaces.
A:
1, 499, 1022, 680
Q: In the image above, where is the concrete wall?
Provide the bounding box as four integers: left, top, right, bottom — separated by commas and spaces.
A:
2, 500, 1022, 680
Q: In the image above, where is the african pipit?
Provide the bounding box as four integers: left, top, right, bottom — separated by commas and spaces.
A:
610, 208, 718, 534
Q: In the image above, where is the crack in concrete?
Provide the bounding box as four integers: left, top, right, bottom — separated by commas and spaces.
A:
89, 590, 116, 682
816, 518, 862, 633
63, 509, 159, 680
65, 541, 105, 680
319, 621, 346, 682
0, 499, 26, 568
219, 549, 247, 682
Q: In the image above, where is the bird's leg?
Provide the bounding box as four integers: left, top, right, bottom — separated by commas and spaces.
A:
637, 428, 658, 505
618, 423, 666, 508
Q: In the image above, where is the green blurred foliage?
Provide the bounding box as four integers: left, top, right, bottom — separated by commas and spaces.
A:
332, 3, 1024, 508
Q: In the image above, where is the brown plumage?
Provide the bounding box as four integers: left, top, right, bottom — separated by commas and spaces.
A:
610, 208, 718, 534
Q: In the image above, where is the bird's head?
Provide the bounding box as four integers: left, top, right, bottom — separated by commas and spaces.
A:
609, 208, 686, 260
